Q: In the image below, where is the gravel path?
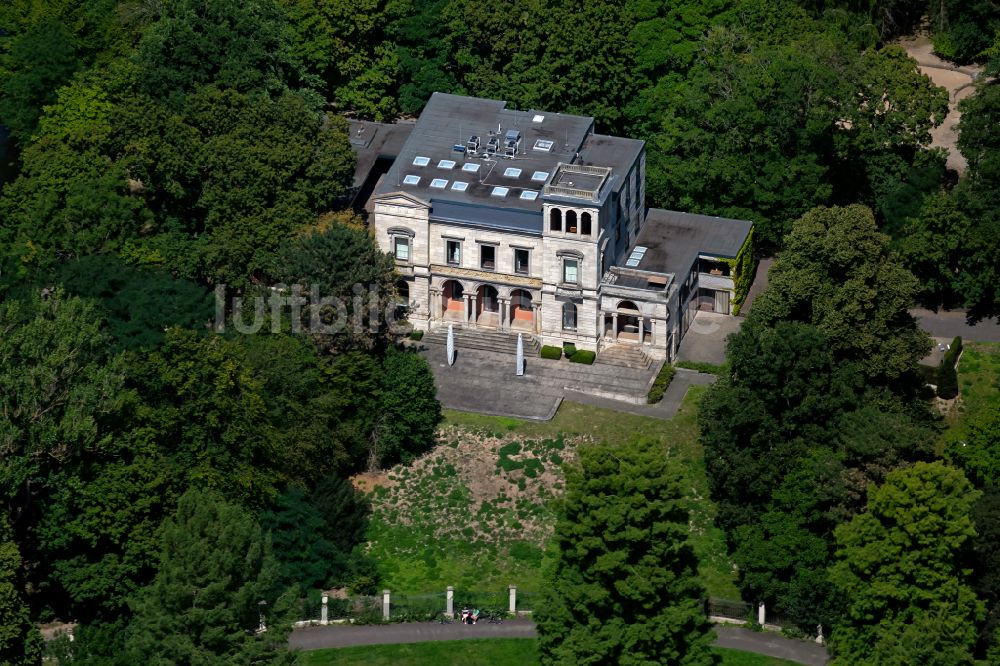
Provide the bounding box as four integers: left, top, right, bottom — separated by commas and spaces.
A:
898, 35, 985, 174
289, 621, 830, 665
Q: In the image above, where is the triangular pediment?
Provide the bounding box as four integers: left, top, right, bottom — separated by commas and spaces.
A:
374, 191, 430, 209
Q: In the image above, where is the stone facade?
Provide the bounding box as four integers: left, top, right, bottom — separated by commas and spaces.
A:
365, 93, 750, 361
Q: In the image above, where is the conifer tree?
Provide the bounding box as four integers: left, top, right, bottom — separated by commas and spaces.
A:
535, 438, 716, 666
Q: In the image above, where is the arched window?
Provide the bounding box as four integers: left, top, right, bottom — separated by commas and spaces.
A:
396, 279, 410, 304
581, 212, 592, 236
562, 302, 577, 331
549, 208, 562, 232
566, 210, 578, 233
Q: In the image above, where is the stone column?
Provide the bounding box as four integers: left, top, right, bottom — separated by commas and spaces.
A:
499, 299, 508, 331
612, 312, 619, 341
320, 595, 328, 625
638, 316, 645, 345
383, 590, 391, 621
533, 304, 542, 333
469, 295, 478, 327
757, 601, 766, 626
508, 585, 517, 615
446, 586, 454, 617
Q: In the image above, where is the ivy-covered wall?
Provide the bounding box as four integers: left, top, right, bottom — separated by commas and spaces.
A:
723, 228, 755, 316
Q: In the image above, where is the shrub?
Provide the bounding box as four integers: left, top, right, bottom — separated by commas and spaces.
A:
563, 343, 577, 358
569, 350, 596, 364
647, 364, 677, 404
937, 361, 959, 399
408, 329, 424, 341
540, 345, 562, 360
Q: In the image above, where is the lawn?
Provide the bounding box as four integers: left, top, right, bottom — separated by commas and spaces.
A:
362, 388, 740, 603
298, 640, 800, 666
950, 342, 1000, 423
940, 341, 1000, 453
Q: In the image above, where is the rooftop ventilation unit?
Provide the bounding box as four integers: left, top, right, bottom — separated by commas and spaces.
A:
466, 136, 480, 152
505, 129, 521, 143
486, 137, 500, 154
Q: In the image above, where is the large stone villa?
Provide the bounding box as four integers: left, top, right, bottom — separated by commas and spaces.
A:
350, 93, 754, 361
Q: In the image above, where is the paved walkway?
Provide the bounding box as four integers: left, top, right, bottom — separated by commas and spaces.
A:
289, 621, 829, 665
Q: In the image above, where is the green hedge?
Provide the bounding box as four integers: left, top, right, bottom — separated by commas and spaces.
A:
937, 362, 958, 399
675, 360, 727, 375
408, 329, 424, 341
943, 336, 963, 367
540, 345, 562, 360
563, 343, 577, 359
569, 350, 595, 364
647, 364, 677, 404
937, 336, 963, 399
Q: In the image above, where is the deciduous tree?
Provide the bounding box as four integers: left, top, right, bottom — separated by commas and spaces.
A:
829, 461, 983, 664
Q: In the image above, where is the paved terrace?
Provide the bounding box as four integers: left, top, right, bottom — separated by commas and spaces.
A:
414, 341, 714, 421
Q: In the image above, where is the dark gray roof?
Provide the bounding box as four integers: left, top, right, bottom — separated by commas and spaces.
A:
375, 93, 644, 213
347, 120, 414, 189
631, 209, 753, 276
430, 201, 543, 235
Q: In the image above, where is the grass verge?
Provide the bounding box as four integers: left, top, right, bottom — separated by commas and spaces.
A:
299, 641, 801, 666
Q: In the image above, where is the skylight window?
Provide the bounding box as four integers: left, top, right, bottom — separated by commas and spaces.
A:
531, 170, 549, 182
533, 139, 554, 152
451, 181, 469, 191
462, 163, 481, 173
438, 159, 456, 169
504, 167, 522, 178
491, 186, 509, 198
430, 178, 448, 189
625, 246, 648, 268
402, 174, 421, 185
520, 190, 539, 201
412, 156, 430, 166
532, 114, 545, 123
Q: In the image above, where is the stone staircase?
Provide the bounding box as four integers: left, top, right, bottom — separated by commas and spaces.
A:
422, 325, 540, 356
596, 344, 653, 370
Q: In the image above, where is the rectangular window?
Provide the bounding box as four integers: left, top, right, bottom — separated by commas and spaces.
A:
514, 249, 529, 274
394, 237, 410, 261
563, 259, 579, 285
480, 245, 496, 271
446, 240, 461, 266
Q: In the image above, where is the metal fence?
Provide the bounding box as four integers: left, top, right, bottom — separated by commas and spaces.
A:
705, 597, 753, 623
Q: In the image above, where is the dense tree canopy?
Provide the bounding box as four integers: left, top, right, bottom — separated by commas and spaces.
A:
750, 205, 929, 382
536, 438, 716, 666
125, 489, 297, 664
829, 462, 984, 664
